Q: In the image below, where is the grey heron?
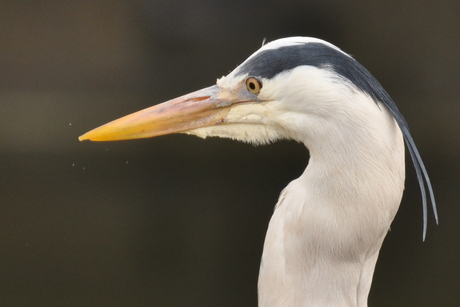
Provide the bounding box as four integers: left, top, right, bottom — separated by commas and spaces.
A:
79, 37, 437, 306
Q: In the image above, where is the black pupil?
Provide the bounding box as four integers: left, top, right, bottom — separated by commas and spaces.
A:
249, 82, 256, 90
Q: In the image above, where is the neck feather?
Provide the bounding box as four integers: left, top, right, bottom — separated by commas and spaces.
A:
259, 97, 405, 306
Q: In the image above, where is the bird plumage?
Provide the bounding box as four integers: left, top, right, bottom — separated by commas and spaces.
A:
79, 36, 437, 306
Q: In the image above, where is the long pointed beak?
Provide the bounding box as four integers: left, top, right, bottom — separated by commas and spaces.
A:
79, 85, 240, 141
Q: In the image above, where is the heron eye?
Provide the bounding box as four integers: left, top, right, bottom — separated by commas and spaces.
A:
246, 77, 262, 94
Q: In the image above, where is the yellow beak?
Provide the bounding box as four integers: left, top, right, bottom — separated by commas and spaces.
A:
79, 85, 247, 141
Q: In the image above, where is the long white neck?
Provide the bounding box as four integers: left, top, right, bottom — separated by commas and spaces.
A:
258, 98, 405, 306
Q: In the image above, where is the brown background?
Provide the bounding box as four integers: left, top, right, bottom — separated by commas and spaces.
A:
1, 1, 459, 306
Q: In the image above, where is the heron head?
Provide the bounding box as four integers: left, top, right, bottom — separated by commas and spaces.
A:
78, 37, 361, 144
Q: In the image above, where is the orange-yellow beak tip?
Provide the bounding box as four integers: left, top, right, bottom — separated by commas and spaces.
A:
77, 122, 126, 142
78, 131, 98, 142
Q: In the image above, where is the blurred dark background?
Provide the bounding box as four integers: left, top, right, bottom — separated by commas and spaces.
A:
0, 1, 458, 306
